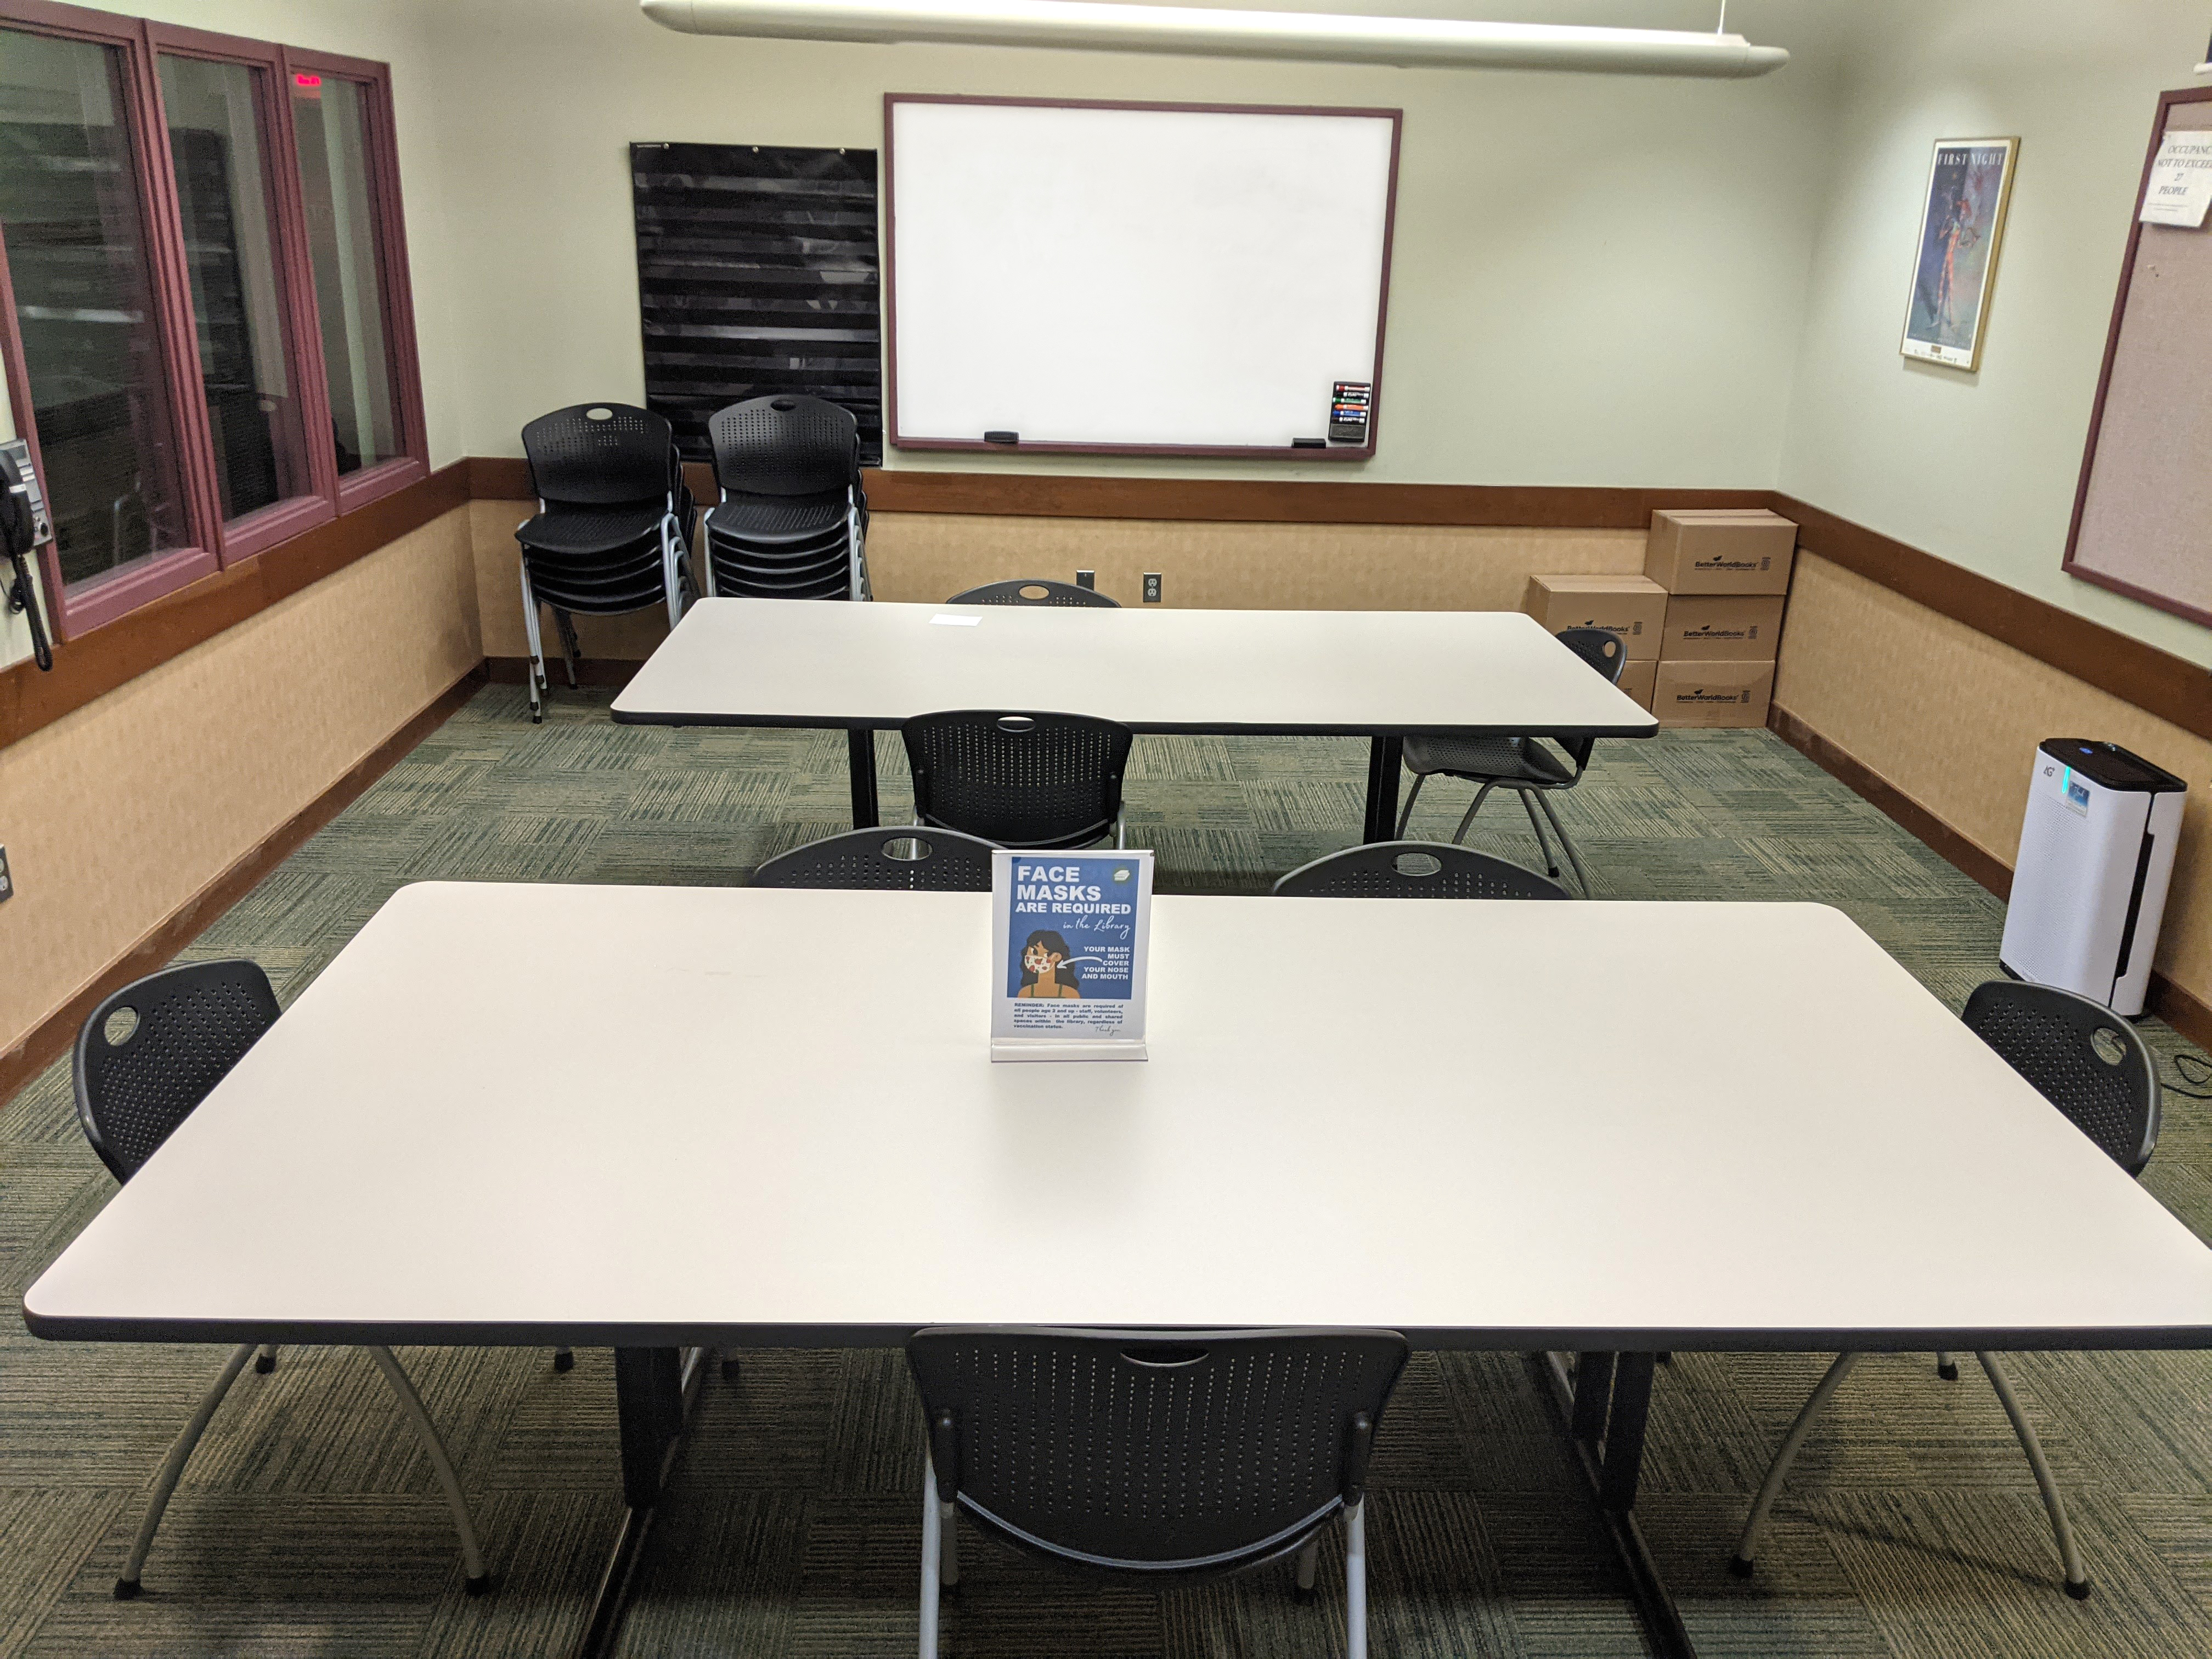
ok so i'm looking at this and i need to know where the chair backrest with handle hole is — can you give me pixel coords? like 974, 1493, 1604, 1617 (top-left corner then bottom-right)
907, 1327, 1407, 1579
520, 403, 678, 506
708, 394, 857, 497
902, 710, 1133, 849
752, 827, 998, 891
1273, 840, 1569, 901
1962, 979, 2160, 1177
74, 960, 281, 1184
1554, 625, 1628, 685
946, 579, 1120, 609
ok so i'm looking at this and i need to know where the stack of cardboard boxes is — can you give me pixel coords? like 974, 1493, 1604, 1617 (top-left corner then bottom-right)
1519, 507, 1796, 727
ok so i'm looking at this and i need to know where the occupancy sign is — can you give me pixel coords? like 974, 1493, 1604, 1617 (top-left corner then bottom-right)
990, 848, 1153, 1062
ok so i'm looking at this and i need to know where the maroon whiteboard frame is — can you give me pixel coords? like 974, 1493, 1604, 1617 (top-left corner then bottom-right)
2060, 84, 2212, 628
882, 93, 1401, 462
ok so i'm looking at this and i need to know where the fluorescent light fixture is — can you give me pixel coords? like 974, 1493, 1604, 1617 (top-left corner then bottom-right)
640, 0, 1790, 78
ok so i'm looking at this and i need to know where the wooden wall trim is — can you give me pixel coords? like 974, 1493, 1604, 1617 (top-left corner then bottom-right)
1773, 493, 2212, 743
0, 666, 483, 1105
1769, 701, 2212, 1051
0, 459, 469, 751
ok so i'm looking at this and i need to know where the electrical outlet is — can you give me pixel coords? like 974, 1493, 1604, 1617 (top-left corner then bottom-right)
1143, 572, 1163, 603
0, 844, 12, 902
1075, 569, 1096, 590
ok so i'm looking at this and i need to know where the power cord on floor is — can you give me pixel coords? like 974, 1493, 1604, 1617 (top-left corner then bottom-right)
2165, 1052, 2212, 1099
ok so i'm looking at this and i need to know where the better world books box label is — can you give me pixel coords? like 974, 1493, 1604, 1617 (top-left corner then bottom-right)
990, 849, 1153, 1062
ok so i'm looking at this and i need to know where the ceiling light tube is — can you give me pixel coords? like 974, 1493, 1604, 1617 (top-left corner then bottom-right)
641, 0, 1790, 78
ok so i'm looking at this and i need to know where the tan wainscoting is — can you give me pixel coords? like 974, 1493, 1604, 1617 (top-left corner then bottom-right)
1774, 551, 2212, 1025
0, 506, 482, 1091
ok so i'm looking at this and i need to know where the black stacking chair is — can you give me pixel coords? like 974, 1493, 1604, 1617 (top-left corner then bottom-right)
902, 710, 1133, 850
947, 578, 1120, 608
752, 826, 997, 891
515, 402, 695, 722
1274, 840, 1569, 900
1396, 625, 1627, 895
703, 394, 868, 601
908, 1327, 1407, 1659
1733, 978, 2163, 1601
75, 960, 495, 1599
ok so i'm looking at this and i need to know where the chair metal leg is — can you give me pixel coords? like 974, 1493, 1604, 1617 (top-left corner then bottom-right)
1731, 1351, 1861, 1575
1294, 1530, 1321, 1601
518, 561, 546, 723
1451, 780, 1500, 845
919, 1454, 943, 1659
1517, 788, 1561, 878
1395, 772, 1425, 839
552, 608, 580, 688
364, 1346, 489, 1592
115, 1341, 256, 1598
1345, 1499, 1368, 1659
1977, 1352, 2091, 1598
1936, 1351, 1959, 1380
1534, 791, 1594, 897
255, 1343, 278, 1375
1115, 810, 1127, 850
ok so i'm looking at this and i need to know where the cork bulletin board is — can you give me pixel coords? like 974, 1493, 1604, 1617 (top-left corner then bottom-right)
2063, 87, 2212, 626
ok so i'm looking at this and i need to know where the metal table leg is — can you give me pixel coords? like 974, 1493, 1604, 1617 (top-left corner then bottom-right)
848, 729, 879, 828
574, 1346, 706, 1659
1534, 1350, 1696, 1659
1363, 736, 1403, 843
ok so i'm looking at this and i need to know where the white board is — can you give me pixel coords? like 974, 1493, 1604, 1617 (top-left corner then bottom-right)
885, 97, 1398, 457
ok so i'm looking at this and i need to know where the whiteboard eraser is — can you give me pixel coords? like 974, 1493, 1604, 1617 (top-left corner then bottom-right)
1291, 438, 1327, 448
984, 430, 1019, 444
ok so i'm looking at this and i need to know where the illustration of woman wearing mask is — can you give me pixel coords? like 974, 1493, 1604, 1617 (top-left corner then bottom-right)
1017, 929, 1082, 998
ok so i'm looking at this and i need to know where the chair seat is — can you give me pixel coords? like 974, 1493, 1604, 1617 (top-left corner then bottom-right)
1402, 733, 1573, 785
707, 489, 849, 543
516, 501, 668, 557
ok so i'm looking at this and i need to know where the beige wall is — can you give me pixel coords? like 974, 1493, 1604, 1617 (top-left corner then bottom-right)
1775, 551, 2212, 1006
1778, 0, 2212, 663
0, 506, 480, 1063
428, 0, 1841, 488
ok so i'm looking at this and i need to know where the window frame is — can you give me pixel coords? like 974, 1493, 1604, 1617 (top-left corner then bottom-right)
0, 0, 427, 639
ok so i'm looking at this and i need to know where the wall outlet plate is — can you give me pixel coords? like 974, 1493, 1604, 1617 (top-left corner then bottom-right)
1143, 573, 1163, 603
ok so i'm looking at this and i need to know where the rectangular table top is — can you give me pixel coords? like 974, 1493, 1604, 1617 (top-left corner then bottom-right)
610, 598, 1659, 737
27, 882, 2212, 1351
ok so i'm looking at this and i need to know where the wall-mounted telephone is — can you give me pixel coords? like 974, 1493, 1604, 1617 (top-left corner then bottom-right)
1, 439, 54, 672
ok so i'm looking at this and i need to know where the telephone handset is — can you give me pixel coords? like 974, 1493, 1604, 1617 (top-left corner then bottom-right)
0, 440, 54, 672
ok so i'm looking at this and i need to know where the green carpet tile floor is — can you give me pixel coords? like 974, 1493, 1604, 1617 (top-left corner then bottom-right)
4, 681, 2210, 1658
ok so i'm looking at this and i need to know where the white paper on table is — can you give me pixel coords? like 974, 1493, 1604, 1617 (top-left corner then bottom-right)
2140, 131, 2212, 227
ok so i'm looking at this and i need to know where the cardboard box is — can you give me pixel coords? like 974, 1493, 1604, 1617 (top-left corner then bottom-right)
1615, 656, 1656, 710
1659, 594, 1786, 661
1520, 573, 1668, 658
1652, 658, 1774, 727
1645, 510, 1797, 595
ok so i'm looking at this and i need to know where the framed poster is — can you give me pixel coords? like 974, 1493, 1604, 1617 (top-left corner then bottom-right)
1901, 138, 2018, 370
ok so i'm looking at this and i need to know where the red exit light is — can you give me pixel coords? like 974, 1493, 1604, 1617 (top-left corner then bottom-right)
293, 73, 322, 87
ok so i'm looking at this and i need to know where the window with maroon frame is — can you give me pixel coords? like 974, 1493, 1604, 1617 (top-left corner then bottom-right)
0, 2, 426, 640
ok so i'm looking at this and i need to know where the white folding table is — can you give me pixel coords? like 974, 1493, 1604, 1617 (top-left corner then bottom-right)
609, 597, 1658, 840
29, 883, 2212, 1656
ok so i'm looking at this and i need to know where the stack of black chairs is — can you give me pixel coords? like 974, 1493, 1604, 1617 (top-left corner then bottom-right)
702, 394, 868, 601
514, 402, 696, 722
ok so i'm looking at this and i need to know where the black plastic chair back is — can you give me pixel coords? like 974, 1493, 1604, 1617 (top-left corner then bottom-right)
1274, 840, 1568, 900
909, 1327, 1407, 1578
74, 960, 280, 1183
708, 395, 857, 496
1556, 625, 1628, 685
902, 710, 1132, 849
1962, 980, 2160, 1176
948, 579, 1120, 609
753, 827, 997, 891
521, 403, 678, 506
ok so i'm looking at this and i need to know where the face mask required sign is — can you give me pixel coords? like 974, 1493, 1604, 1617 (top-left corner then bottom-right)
990, 848, 1153, 1062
